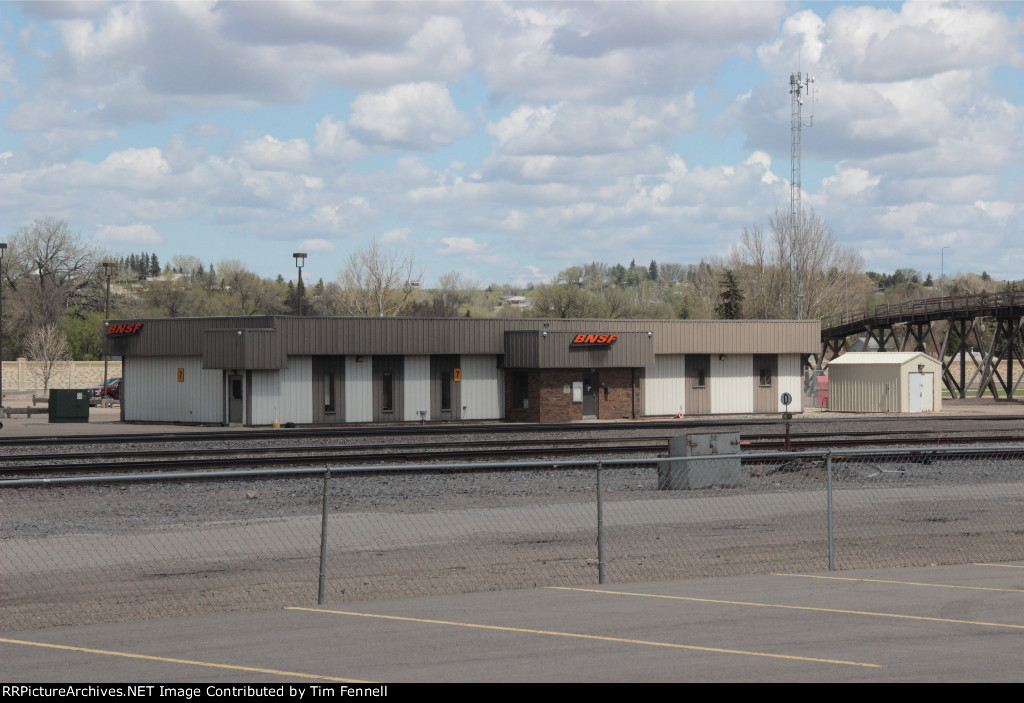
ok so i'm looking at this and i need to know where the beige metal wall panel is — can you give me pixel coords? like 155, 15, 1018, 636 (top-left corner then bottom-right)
403, 355, 431, 421
644, 354, 686, 416
124, 355, 222, 423
777, 354, 803, 412
460, 354, 504, 420
345, 356, 373, 423
249, 370, 279, 425
710, 354, 754, 414
279, 356, 313, 425
829, 365, 899, 412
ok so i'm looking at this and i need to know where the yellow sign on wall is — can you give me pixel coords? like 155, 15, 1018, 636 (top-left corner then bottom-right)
453, 368, 462, 382
177, 368, 185, 382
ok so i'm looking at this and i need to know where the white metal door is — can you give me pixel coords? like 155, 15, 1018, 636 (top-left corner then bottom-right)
909, 373, 922, 412
921, 373, 934, 411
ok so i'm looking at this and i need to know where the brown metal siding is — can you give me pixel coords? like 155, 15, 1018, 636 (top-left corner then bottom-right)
538, 332, 655, 368
107, 317, 820, 360
503, 331, 539, 368
200, 328, 282, 370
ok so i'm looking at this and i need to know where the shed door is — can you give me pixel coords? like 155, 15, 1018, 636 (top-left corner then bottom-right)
910, 372, 933, 412
909, 373, 922, 412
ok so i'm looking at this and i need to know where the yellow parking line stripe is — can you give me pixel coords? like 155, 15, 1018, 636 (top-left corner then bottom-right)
0, 638, 371, 682
773, 573, 1024, 593
973, 563, 1024, 569
548, 586, 1024, 631
288, 606, 883, 668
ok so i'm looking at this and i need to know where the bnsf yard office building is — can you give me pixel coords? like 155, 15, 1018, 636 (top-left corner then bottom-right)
104, 317, 820, 425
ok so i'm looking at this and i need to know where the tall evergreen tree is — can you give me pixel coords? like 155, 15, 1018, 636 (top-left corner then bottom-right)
715, 269, 744, 319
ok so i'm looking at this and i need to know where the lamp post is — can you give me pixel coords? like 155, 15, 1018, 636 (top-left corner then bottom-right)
0, 242, 6, 411
101, 261, 117, 397
293, 253, 307, 315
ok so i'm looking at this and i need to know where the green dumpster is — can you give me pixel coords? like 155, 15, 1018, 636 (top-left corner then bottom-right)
48, 389, 91, 423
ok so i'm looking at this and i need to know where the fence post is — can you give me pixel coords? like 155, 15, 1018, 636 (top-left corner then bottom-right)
596, 460, 605, 585
318, 468, 331, 604
826, 450, 835, 571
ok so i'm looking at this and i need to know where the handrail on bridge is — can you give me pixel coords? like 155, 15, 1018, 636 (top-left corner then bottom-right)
822, 291, 1024, 333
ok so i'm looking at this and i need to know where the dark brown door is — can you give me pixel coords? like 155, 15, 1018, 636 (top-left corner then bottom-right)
686, 355, 710, 415
582, 373, 599, 418
373, 356, 403, 422
313, 356, 345, 423
430, 355, 460, 421
753, 354, 778, 413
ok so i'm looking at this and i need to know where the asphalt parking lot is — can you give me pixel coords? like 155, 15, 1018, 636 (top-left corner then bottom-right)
4, 562, 1024, 683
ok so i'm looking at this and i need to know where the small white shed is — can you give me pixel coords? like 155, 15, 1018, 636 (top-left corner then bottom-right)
826, 352, 943, 413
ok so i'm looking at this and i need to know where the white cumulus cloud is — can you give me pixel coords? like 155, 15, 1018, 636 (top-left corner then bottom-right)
94, 223, 164, 246
349, 82, 472, 150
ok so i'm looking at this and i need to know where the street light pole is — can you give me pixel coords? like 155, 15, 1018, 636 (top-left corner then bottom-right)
0, 242, 7, 412
293, 253, 307, 315
101, 261, 116, 397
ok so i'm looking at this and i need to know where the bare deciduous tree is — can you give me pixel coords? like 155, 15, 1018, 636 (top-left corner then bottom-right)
430, 271, 478, 317
26, 324, 71, 392
731, 209, 866, 320
331, 241, 422, 317
5, 217, 101, 330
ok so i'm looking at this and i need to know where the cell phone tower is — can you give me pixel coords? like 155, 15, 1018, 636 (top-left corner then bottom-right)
789, 70, 815, 319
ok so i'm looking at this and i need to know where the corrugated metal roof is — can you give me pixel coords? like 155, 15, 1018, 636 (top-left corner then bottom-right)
828, 352, 939, 366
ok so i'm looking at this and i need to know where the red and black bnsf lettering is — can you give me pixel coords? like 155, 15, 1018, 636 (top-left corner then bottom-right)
107, 323, 144, 336
571, 333, 618, 345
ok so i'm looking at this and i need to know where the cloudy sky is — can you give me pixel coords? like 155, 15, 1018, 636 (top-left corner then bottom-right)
1, 1, 1022, 287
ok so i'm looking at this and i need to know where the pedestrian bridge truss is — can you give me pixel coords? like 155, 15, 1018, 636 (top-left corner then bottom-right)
820, 292, 1024, 400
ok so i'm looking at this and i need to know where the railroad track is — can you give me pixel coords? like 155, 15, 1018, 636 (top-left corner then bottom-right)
3, 430, 1023, 476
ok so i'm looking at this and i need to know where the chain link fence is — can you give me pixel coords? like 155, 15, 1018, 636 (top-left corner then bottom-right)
3, 446, 1023, 632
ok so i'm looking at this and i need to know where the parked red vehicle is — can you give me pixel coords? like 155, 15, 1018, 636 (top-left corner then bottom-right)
89, 377, 121, 403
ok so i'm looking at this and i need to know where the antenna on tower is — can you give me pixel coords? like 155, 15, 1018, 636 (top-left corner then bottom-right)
789, 70, 815, 319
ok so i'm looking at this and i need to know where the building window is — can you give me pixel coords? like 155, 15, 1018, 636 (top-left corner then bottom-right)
382, 371, 393, 412
440, 369, 451, 411
324, 373, 335, 413
759, 367, 772, 387
512, 372, 529, 409
693, 369, 706, 389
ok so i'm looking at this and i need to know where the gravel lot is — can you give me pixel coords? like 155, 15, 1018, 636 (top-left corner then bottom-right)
4, 419, 1024, 632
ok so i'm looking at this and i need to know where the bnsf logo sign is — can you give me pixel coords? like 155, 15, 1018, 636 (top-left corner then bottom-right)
571, 334, 618, 345
107, 323, 144, 335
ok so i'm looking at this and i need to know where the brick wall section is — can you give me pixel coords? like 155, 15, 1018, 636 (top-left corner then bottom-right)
597, 368, 642, 420
504, 367, 641, 423
504, 370, 540, 423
